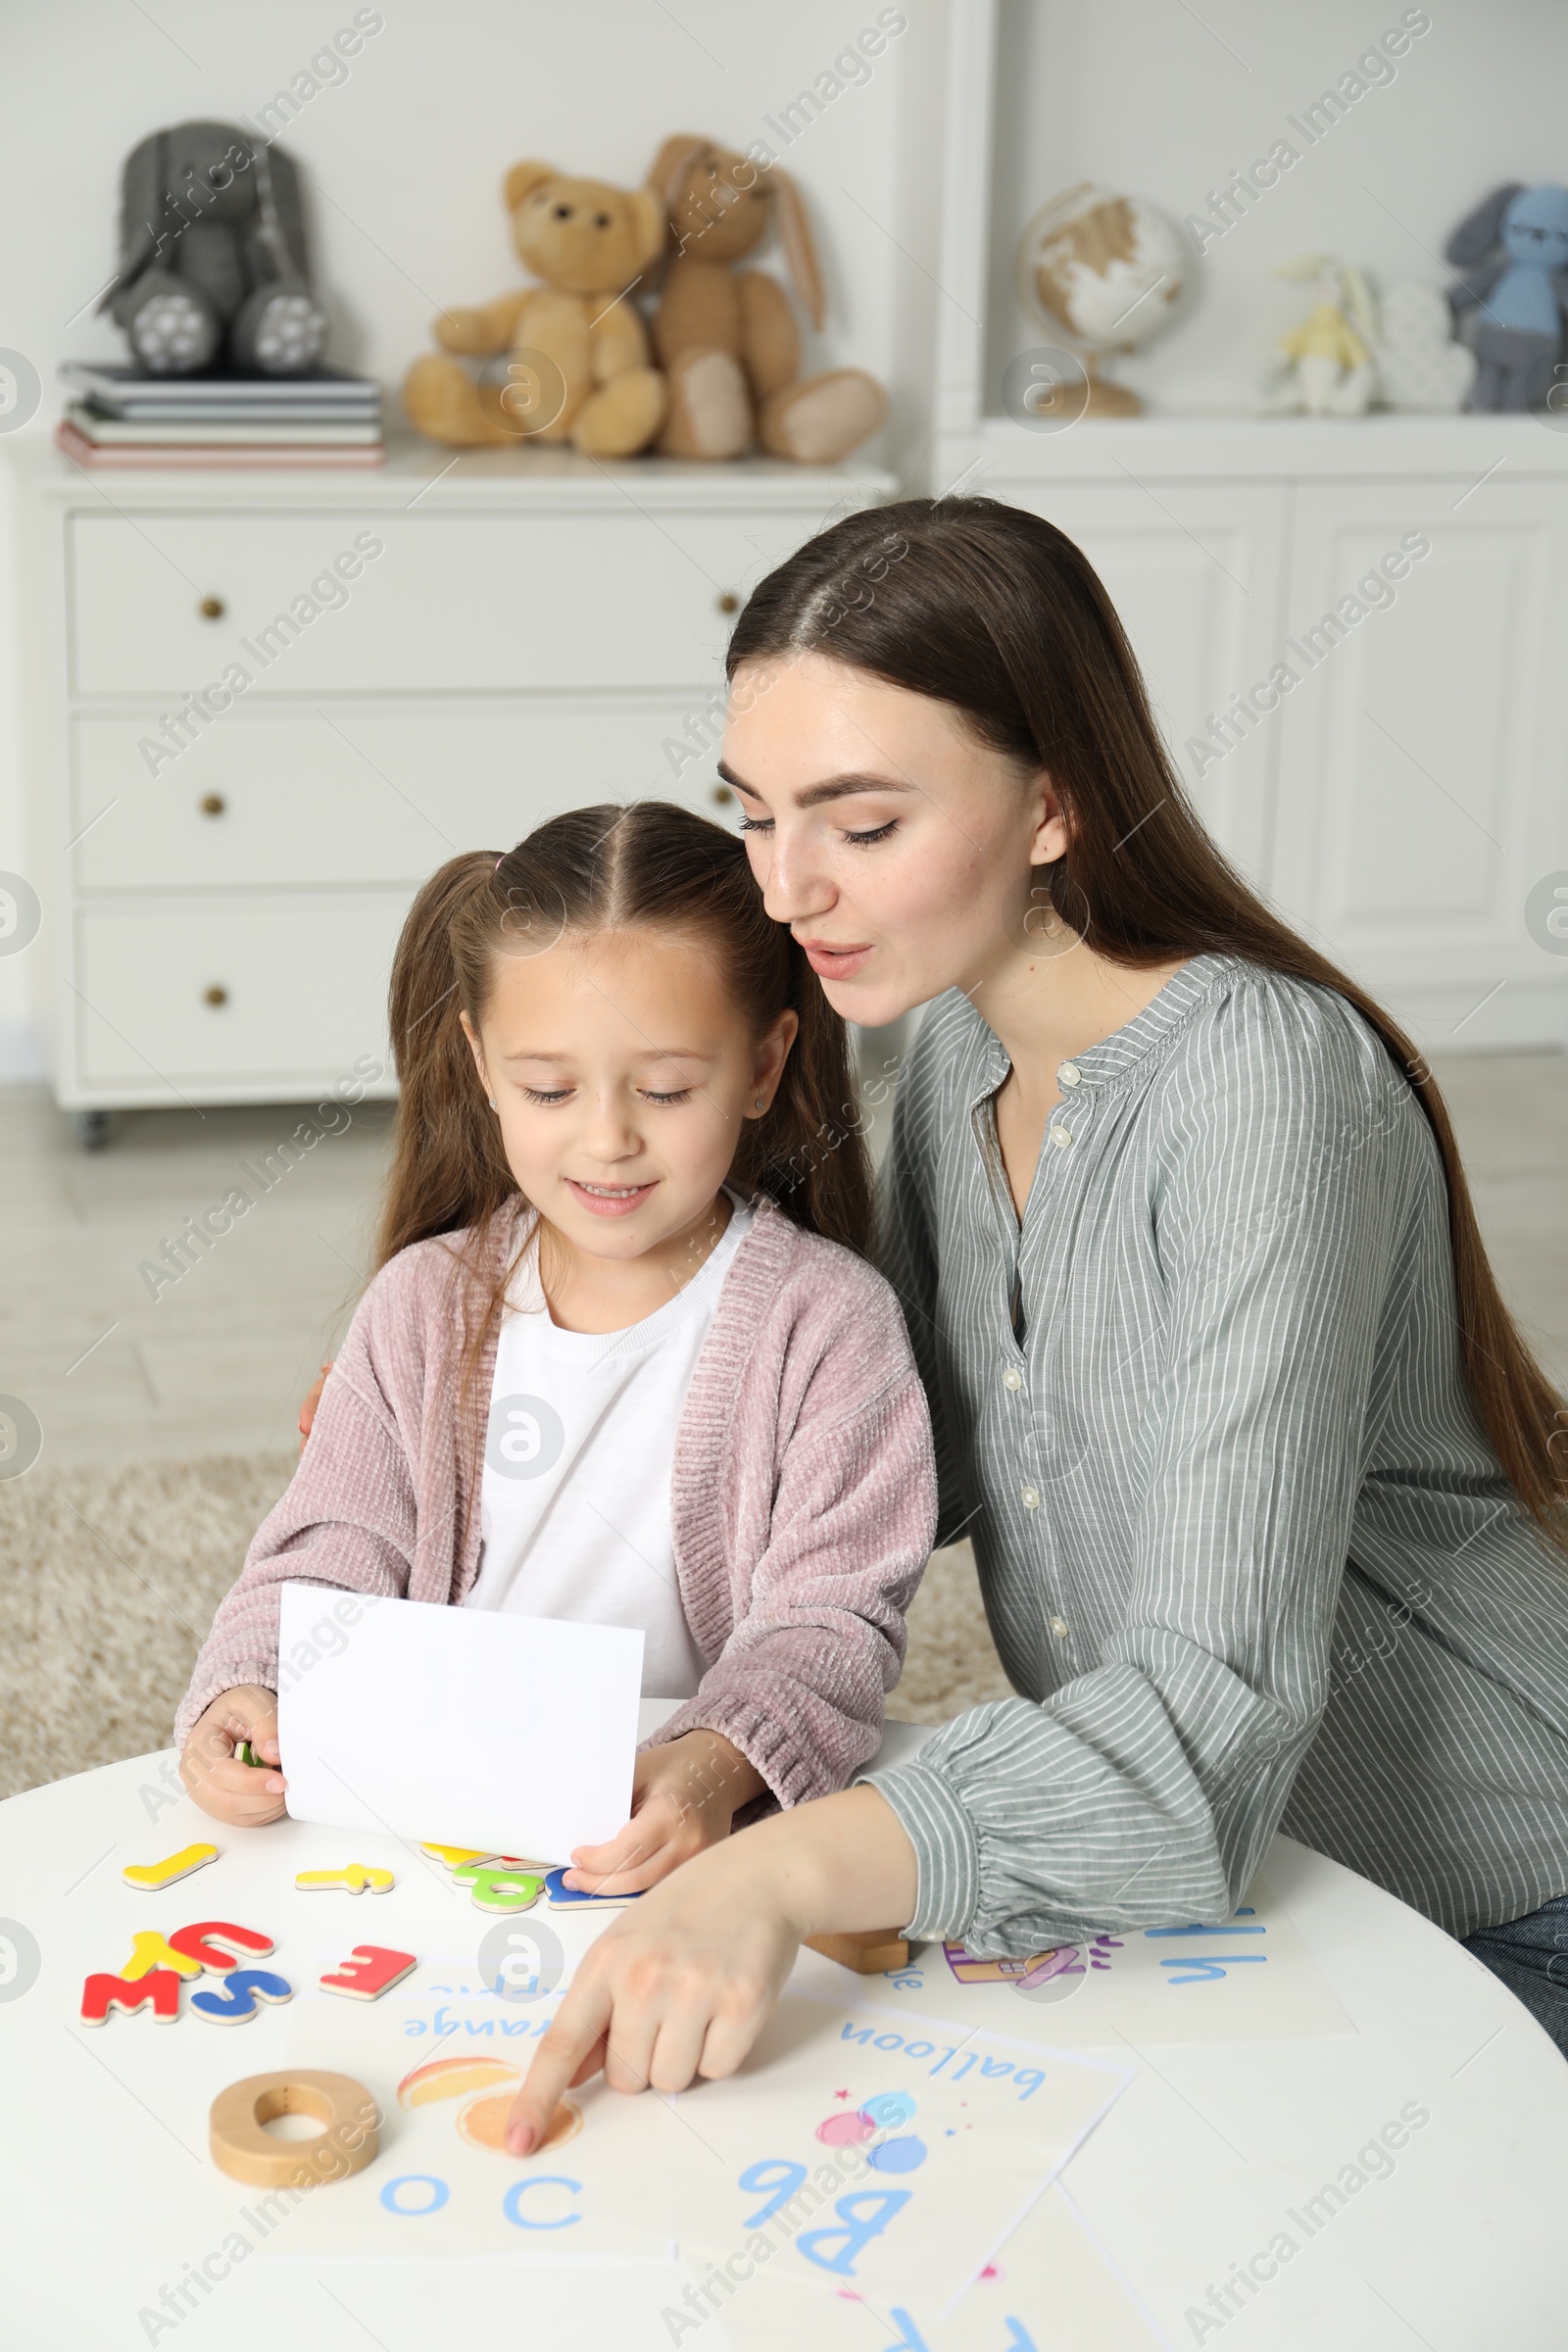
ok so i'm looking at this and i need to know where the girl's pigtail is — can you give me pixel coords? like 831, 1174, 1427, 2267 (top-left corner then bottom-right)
375, 853, 517, 1272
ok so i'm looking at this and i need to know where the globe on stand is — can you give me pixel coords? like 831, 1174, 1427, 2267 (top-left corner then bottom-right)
1014, 184, 1190, 418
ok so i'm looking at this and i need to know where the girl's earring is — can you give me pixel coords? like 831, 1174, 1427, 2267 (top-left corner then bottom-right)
755, 1096, 766, 1111
488, 1096, 497, 1110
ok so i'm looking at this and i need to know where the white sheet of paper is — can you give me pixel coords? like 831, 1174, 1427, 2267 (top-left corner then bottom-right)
275, 1584, 644, 1860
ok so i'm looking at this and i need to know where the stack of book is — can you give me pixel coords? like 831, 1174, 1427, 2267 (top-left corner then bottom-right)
55, 365, 384, 467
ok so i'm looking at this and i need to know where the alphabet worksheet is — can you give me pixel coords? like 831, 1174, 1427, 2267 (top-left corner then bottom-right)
271, 1983, 1131, 2318
791, 1875, 1349, 2048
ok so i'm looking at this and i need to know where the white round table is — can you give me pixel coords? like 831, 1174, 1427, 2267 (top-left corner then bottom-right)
2, 1745, 1563, 2349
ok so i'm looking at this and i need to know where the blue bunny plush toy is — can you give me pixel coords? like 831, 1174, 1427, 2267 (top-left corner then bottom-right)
1445, 182, 1568, 412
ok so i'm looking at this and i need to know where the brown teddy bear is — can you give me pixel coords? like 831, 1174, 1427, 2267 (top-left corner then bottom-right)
648, 134, 888, 463
403, 160, 666, 456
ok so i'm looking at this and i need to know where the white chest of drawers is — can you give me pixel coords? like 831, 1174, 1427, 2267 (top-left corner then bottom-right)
8, 443, 892, 1136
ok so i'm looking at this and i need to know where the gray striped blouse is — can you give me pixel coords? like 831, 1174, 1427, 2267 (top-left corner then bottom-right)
864, 954, 1568, 1947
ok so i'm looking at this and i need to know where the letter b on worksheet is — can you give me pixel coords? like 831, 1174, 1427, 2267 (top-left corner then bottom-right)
486, 1393, 565, 1479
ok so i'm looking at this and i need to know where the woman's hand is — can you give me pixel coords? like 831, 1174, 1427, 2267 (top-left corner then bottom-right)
563, 1730, 767, 1897
508, 1827, 801, 2151
507, 1786, 918, 2153
180, 1686, 287, 1826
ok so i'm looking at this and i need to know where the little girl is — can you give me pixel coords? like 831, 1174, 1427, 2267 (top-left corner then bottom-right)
176, 802, 936, 1893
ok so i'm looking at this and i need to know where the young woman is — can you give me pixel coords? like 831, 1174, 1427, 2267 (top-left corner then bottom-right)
177, 803, 935, 1886
506, 493, 1568, 2149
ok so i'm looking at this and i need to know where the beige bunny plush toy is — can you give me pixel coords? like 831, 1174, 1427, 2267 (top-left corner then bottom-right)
1261, 256, 1378, 416
402, 160, 666, 456
648, 133, 888, 463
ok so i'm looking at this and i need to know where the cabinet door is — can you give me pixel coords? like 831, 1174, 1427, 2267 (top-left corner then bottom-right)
1270, 483, 1568, 1041
984, 478, 1288, 885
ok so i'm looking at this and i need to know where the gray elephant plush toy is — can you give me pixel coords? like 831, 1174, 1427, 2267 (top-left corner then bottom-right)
1445, 182, 1568, 413
100, 121, 328, 375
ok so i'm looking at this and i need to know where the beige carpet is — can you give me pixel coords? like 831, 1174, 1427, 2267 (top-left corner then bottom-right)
885, 1543, 1017, 1724
0, 1458, 1013, 1798
0, 1452, 299, 1799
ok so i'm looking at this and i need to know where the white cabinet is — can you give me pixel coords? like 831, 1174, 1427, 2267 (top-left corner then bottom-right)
11, 444, 893, 1118
965, 447, 1568, 1051
927, 0, 1568, 1051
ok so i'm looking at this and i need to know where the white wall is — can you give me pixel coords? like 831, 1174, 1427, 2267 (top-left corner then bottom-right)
986, 0, 1568, 413
1, 0, 1552, 1073
0, 1, 916, 398
0, 0, 937, 1072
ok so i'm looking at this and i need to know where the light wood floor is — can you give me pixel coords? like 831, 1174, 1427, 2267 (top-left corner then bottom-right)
3, 1052, 1565, 1468
2, 1087, 397, 1467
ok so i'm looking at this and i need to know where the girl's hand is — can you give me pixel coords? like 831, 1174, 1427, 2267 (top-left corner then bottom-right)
180, 1686, 287, 1825
507, 1786, 918, 2153
564, 1730, 767, 1897
298, 1363, 332, 1448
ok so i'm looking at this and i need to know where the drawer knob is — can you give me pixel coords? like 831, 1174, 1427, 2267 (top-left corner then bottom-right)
199, 793, 226, 817
203, 984, 229, 1008
716, 590, 740, 615
198, 595, 225, 620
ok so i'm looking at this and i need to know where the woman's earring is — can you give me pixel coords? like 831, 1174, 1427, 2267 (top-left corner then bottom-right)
755, 1096, 766, 1111
488, 1097, 496, 1110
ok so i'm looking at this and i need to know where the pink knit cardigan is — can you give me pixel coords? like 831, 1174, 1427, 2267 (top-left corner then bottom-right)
174, 1197, 938, 1808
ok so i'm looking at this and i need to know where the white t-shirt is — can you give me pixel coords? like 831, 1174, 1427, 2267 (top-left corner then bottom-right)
465, 1194, 754, 1698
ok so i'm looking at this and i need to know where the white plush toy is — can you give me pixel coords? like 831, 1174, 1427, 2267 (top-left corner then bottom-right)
1373, 281, 1477, 412
1261, 256, 1377, 416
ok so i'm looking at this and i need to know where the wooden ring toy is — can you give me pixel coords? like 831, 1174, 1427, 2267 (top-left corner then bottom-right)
209, 2070, 379, 2189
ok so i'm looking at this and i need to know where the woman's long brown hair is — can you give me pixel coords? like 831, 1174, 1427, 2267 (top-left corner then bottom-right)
727, 493, 1568, 1550
375, 802, 871, 1458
